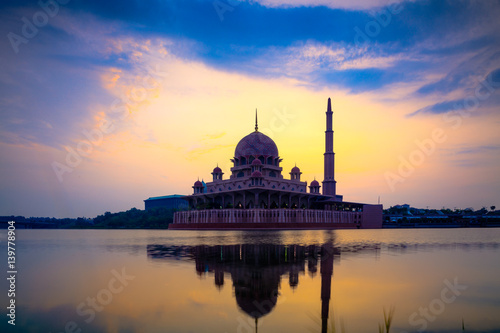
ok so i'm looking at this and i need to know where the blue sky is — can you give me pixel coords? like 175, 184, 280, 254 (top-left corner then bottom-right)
1, 0, 499, 217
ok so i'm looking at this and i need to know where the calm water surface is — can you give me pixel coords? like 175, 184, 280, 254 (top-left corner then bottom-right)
1, 228, 500, 333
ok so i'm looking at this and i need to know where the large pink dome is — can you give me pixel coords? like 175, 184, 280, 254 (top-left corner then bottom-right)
234, 131, 279, 158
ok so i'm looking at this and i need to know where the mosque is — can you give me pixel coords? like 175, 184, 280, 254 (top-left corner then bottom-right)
168, 98, 382, 229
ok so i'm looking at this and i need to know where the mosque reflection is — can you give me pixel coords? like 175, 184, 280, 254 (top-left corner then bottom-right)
147, 240, 340, 333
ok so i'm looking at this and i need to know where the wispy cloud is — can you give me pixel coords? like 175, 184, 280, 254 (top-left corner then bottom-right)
250, 0, 408, 11
456, 145, 500, 155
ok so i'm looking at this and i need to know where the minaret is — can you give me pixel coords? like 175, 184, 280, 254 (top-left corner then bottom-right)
323, 98, 337, 197
320, 241, 334, 333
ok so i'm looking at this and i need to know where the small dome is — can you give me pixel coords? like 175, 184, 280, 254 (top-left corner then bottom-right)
194, 180, 203, 187
291, 166, 300, 173
213, 166, 222, 173
251, 159, 262, 165
310, 180, 320, 186
251, 170, 263, 177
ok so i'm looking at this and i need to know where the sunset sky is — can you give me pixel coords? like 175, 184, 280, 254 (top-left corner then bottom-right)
1, 0, 499, 218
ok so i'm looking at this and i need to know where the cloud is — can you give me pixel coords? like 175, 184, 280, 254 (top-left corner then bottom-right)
409, 67, 500, 117
3, 1, 499, 98
408, 100, 461, 116
416, 49, 500, 97
456, 145, 500, 155
0, 9, 171, 149
249, 0, 408, 10
186, 144, 235, 161
1, 0, 500, 216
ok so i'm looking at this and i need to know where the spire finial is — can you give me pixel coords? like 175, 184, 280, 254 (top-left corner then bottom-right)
327, 97, 332, 112
255, 108, 258, 131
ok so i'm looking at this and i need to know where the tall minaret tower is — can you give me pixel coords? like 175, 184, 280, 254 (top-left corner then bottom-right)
322, 98, 337, 197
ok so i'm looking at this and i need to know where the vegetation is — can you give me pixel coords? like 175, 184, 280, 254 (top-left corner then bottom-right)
384, 205, 498, 216
1, 207, 180, 229
308, 307, 394, 333
378, 307, 395, 333
91, 207, 177, 229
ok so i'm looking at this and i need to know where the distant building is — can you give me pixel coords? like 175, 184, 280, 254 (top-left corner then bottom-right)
144, 195, 189, 210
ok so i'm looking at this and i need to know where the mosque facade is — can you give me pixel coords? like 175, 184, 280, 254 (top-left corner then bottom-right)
168, 98, 382, 229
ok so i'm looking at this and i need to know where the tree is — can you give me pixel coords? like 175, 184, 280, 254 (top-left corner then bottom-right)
491, 206, 496, 211
477, 207, 488, 215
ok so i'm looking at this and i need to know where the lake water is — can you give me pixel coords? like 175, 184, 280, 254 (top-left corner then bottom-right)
1, 228, 500, 333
